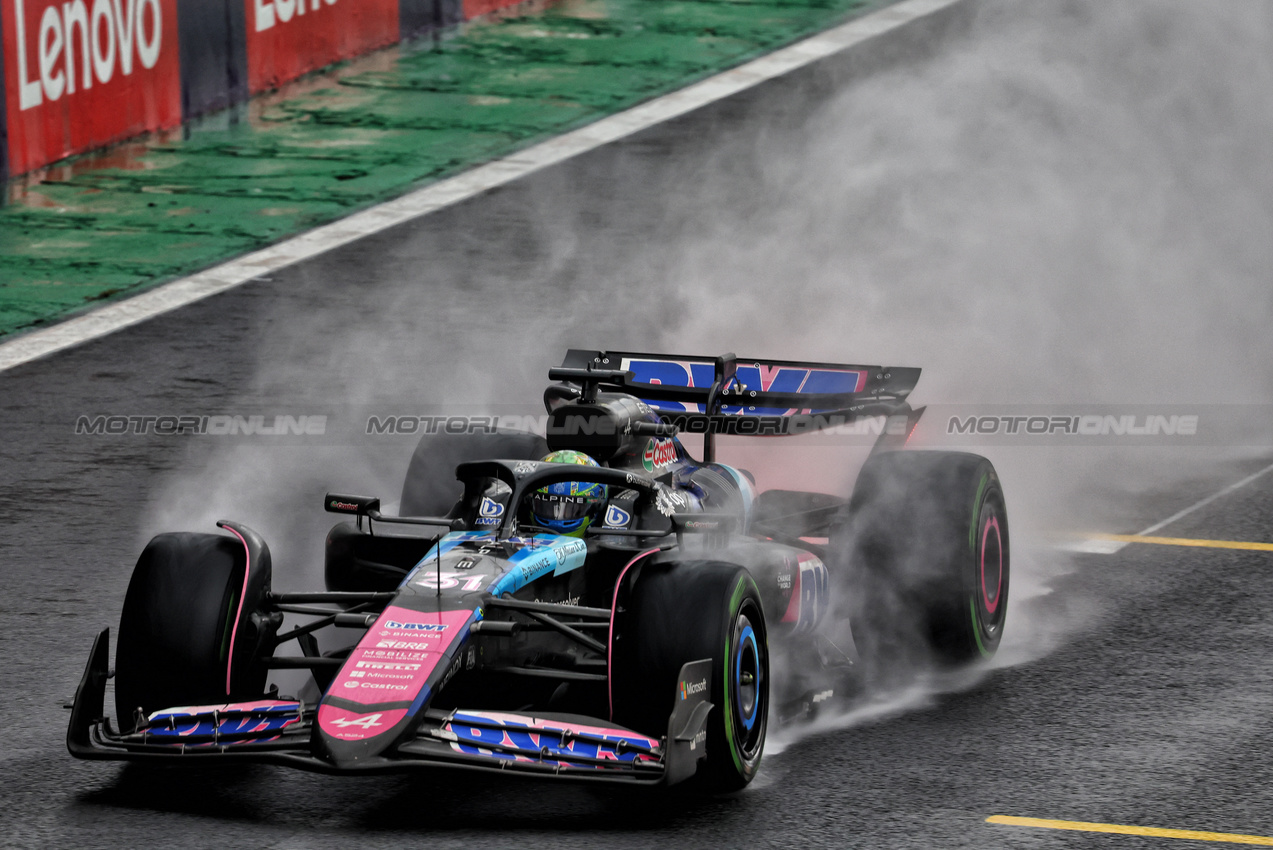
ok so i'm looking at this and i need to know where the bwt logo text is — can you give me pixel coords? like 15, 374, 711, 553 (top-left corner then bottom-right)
11, 0, 164, 110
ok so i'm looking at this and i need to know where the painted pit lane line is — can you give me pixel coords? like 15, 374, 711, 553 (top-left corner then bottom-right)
1091, 534, 1273, 552
987, 816, 1273, 846
0, 0, 962, 376
1062, 460, 1273, 555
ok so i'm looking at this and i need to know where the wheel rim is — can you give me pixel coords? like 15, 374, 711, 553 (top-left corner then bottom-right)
730, 607, 766, 758
980, 513, 1003, 618
972, 495, 1009, 656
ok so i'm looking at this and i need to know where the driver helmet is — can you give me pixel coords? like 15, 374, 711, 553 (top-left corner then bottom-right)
530, 450, 607, 536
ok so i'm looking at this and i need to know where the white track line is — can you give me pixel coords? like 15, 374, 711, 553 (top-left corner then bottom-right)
0, 0, 962, 375
1136, 461, 1273, 535
1062, 460, 1273, 555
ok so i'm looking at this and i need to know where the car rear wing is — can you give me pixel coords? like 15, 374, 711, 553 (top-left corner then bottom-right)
555, 349, 923, 460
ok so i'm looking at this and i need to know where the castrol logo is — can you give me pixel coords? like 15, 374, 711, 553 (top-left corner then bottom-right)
642, 438, 677, 473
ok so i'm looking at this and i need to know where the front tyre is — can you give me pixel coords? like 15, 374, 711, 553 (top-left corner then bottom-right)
612, 561, 769, 792
114, 524, 275, 731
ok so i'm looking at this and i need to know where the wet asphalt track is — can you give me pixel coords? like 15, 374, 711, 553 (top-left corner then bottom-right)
4, 0, 1273, 846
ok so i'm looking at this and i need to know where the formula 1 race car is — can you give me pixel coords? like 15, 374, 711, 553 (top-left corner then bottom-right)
68, 350, 1009, 791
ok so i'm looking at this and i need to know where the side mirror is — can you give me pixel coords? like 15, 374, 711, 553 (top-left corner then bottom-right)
324, 494, 380, 516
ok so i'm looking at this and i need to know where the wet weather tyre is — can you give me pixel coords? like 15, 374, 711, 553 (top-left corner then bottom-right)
114, 528, 274, 732
612, 561, 768, 792
837, 451, 1008, 666
400, 429, 549, 517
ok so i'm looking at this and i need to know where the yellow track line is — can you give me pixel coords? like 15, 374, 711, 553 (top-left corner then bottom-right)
1093, 534, 1273, 552
988, 816, 1273, 845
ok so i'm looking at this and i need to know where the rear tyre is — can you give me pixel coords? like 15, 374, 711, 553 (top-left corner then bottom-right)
835, 451, 1009, 670
612, 561, 768, 792
400, 430, 549, 517
114, 525, 275, 731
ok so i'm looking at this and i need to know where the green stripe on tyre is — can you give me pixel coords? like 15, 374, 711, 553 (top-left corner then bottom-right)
723, 575, 745, 773
723, 574, 759, 775
969, 473, 988, 551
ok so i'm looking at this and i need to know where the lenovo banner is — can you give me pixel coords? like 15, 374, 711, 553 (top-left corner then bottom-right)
2, 0, 181, 174
245, 0, 399, 93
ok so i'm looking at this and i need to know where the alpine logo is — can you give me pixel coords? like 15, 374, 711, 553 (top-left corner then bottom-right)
642, 438, 678, 473
603, 505, 631, 528
329, 712, 383, 729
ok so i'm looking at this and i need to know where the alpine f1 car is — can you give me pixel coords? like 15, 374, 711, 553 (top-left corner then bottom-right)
68, 350, 1009, 791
